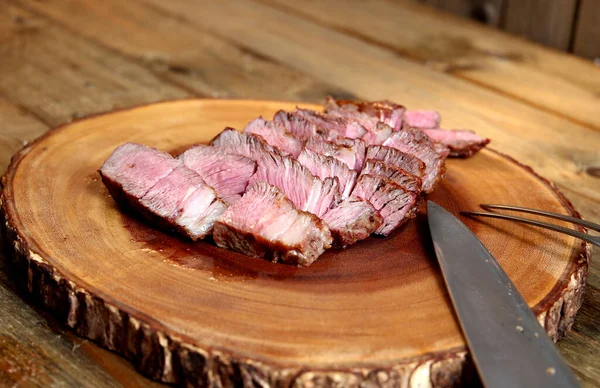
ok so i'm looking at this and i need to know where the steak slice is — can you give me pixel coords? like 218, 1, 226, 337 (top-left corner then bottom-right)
210, 127, 283, 163
294, 108, 367, 139
249, 151, 340, 218
352, 174, 420, 235
325, 96, 406, 131
179, 145, 257, 204
213, 181, 332, 267
383, 129, 446, 193
322, 197, 383, 247
100, 143, 226, 240
99, 142, 180, 201
402, 110, 441, 129
305, 136, 366, 172
361, 159, 422, 193
243, 117, 304, 158
422, 128, 490, 157
273, 109, 326, 141
298, 148, 357, 198
366, 145, 425, 178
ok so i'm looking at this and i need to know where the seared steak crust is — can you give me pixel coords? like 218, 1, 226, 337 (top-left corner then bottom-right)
422, 128, 490, 157
322, 197, 383, 247
214, 182, 332, 266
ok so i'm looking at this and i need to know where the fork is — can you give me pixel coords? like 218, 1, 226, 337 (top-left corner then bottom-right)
461, 204, 600, 247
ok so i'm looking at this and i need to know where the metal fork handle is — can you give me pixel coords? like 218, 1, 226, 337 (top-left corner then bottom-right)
480, 204, 600, 233
461, 211, 600, 247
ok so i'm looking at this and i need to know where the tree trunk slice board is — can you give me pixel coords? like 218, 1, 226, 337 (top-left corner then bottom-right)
0, 99, 590, 387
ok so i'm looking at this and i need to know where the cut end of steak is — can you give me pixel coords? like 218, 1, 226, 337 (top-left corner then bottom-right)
366, 145, 425, 178
422, 128, 490, 157
362, 159, 422, 193
99, 142, 180, 200
250, 151, 340, 217
243, 117, 304, 158
214, 182, 332, 266
306, 136, 366, 171
403, 110, 441, 129
322, 197, 383, 247
298, 148, 357, 198
179, 145, 257, 204
325, 96, 405, 131
383, 129, 446, 193
352, 174, 419, 235
273, 109, 326, 141
101, 144, 226, 240
361, 122, 393, 146
210, 127, 283, 163
294, 108, 367, 139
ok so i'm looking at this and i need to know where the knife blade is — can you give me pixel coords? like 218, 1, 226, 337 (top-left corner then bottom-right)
427, 201, 580, 388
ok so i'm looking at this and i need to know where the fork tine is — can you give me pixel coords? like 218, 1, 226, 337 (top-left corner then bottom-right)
461, 211, 600, 247
480, 204, 600, 233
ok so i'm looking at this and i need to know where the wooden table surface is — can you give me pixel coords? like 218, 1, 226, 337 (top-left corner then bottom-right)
0, 0, 598, 386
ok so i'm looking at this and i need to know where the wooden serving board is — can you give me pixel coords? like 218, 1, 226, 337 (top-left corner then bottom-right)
1, 99, 589, 387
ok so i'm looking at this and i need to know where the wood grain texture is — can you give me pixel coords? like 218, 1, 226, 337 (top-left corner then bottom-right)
262, 0, 600, 131
502, 0, 578, 51
573, 0, 600, 59
0, 2, 189, 126
418, 0, 505, 26
13, 0, 348, 103
1, 99, 590, 386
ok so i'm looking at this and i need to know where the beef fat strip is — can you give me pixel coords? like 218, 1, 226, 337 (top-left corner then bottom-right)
213, 181, 332, 267
243, 117, 303, 158
322, 197, 383, 247
180, 145, 256, 205
100, 143, 226, 240
352, 174, 420, 236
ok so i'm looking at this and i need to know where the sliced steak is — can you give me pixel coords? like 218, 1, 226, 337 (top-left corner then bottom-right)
306, 136, 366, 171
361, 159, 422, 193
383, 129, 446, 193
403, 110, 441, 129
213, 181, 332, 267
298, 148, 357, 198
210, 127, 283, 163
294, 108, 367, 139
100, 143, 226, 240
322, 197, 383, 247
273, 109, 326, 140
243, 117, 304, 158
179, 145, 257, 204
99, 142, 180, 201
422, 128, 490, 157
352, 174, 419, 235
250, 151, 340, 218
325, 96, 405, 131
366, 145, 425, 178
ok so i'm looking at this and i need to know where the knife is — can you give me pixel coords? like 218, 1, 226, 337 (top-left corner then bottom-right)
427, 201, 580, 388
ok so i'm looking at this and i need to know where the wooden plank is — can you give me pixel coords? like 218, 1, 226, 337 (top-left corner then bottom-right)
137, 0, 600, 211
418, 0, 505, 26
573, 0, 600, 59
259, 0, 600, 131
0, 97, 163, 387
14, 0, 348, 103
0, 2, 189, 126
502, 0, 578, 50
